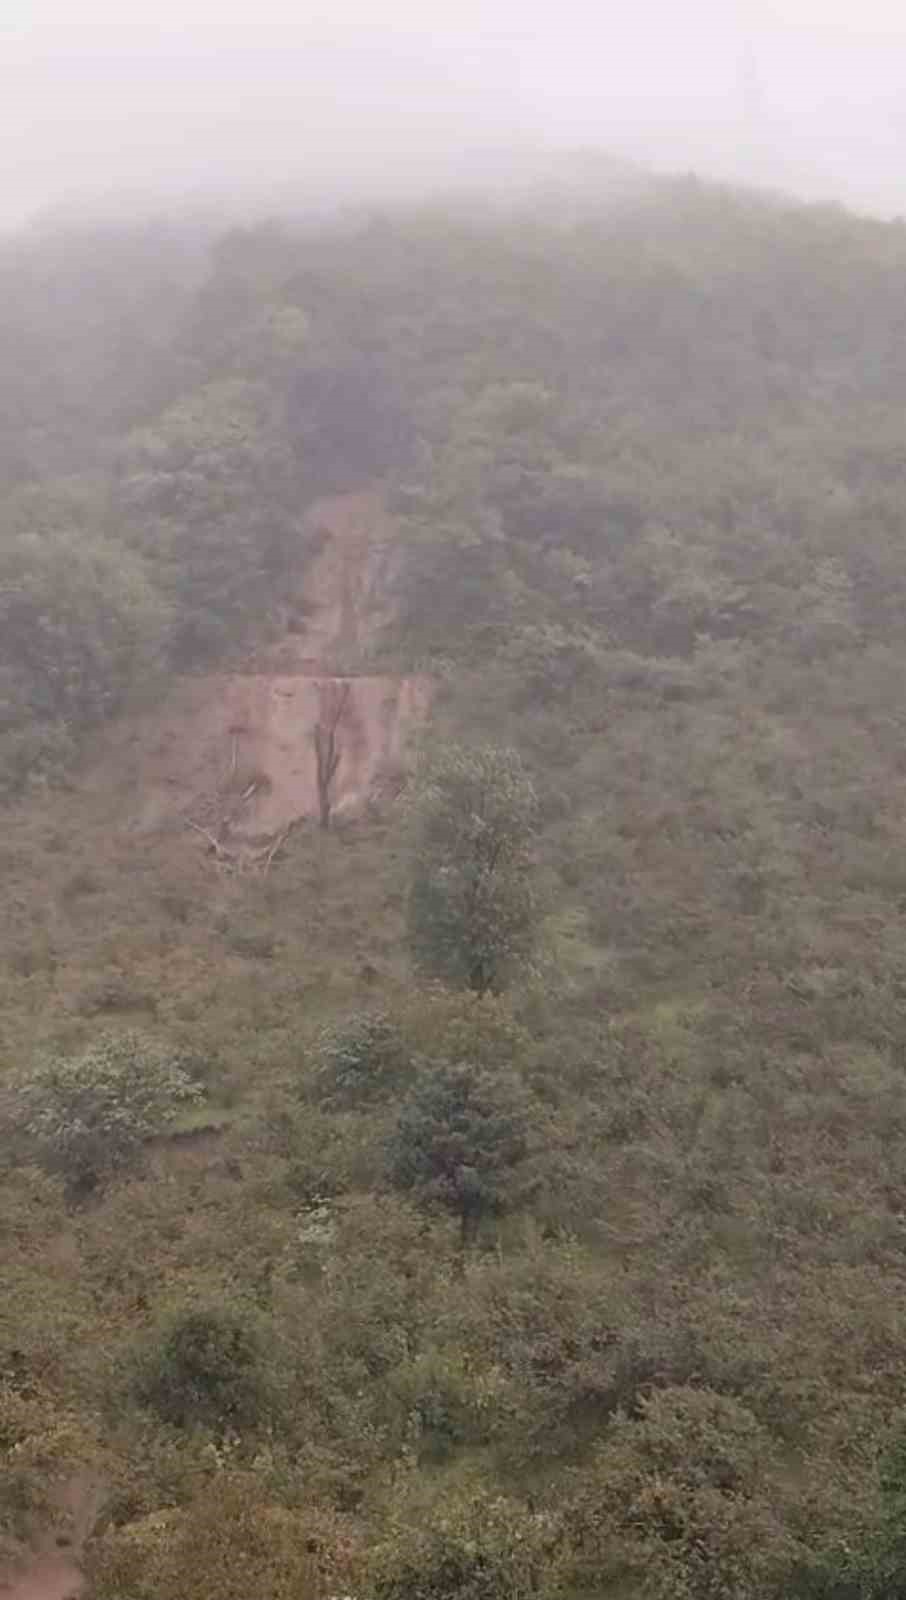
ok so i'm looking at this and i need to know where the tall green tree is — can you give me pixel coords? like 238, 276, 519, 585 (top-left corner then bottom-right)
0, 485, 164, 795
387, 1059, 532, 1247
117, 379, 303, 665
407, 744, 538, 995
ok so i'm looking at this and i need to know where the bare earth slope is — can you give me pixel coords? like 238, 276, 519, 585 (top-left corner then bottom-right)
135, 490, 430, 850
1, 1476, 102, 1600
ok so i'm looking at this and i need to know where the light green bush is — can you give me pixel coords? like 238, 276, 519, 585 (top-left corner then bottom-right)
17, 1032, 203, 1195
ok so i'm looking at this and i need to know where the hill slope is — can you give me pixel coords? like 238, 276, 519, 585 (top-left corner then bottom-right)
4, 177, 906, 1599
133, 488, 430, 848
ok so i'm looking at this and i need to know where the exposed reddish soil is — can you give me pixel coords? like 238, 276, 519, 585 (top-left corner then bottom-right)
0, 1475, 102, 1600
133, 489, 430, 852
0, 1552, 82, 1600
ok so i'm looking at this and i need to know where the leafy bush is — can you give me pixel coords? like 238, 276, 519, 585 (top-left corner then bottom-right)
398, 989, 534, 1073
369, 1492, 551, 1600
136, 1307, 265, 1432
118, 379, 303, 666
561, 1387, 803, 1600
0, 720, 75, 802
16, 1032, 203, 1195
0, 495, 164, 793
88, 1473, 320, 1600
313, 1010, 412, 1109
0, 1380, 102, 1546
799, 1422, 906, 1599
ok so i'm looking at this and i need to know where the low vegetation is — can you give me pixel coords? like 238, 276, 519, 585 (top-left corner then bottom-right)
14, 1033, 203, 1198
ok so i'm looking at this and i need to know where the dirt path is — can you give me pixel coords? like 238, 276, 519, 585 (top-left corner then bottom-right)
133, 488, 430, 848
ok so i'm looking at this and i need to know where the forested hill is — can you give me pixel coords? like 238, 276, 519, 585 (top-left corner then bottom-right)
4, 176, 906, 1599
5, 180, 906, 788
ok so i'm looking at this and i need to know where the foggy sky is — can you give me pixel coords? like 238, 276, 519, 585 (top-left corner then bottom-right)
3, 2, 906, 226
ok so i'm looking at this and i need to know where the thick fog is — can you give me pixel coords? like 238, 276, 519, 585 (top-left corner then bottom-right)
3, 1, 906, 225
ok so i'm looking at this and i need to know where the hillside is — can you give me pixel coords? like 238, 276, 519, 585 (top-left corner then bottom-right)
4, 177, 906, 1599
132, 489, 430, 850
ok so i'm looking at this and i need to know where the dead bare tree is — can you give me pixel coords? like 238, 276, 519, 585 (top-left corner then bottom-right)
313, 681, 350, 829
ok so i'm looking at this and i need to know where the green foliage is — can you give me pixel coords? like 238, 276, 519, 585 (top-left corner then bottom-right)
0, 718, 76, 803
369, 1492, 550, 1600
869, 1428, 906, 1596
388, 1059, 532, 1240
16, 1032, 202, 1195
313, 1010, 412, 1110
398, 988, 535, 1073
0, 1381, 101, 1542
88, 1473, 321, 1600
118, 378, 304, 665
801, 1422, 906, 1599
135, 1307, 265, 1432
407, 744, 538, 994
0, 487, 164, 795
561, 1387, 802, 1600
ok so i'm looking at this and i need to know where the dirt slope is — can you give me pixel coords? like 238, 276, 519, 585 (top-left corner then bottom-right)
0, 1551, 82, 1600
261, 488, 396, 671
0, 1476, 102, 1600
135, 490, 430, 849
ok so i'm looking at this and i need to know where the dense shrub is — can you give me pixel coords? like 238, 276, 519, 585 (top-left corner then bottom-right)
0, 496, 164, 794
369, 1493, 551, 1600
313, 1010, 412, 1109
407, 745, 538, 995
88, 1473, 321, 1600
388, 1059, 533, 1244
16, 1033, 203, 1196
136, 1307, 265, 1432
560, 1388, 804, 1600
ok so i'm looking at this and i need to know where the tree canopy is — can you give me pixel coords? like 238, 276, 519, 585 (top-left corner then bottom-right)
407, 744, 538, 994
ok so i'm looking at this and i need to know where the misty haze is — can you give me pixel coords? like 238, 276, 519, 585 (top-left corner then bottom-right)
4, 6, 906, 223
5, 5, 906, 1600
